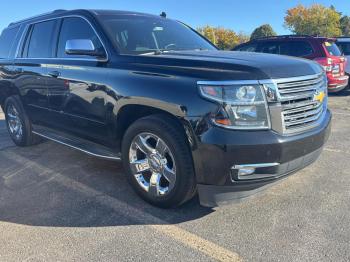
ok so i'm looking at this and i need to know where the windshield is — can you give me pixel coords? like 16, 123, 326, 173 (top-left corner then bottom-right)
99, 15, 216, 55
337, 42, 350, 56
324, 41, 342, 56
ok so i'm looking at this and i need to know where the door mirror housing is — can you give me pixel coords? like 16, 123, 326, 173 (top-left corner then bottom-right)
65, 39, 105, 57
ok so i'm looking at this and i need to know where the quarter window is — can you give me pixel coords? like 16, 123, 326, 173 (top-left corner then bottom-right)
0, 27, 20, 59
324, 41, 342, 56
57, 17, 105, 58
26, 20, 57, 58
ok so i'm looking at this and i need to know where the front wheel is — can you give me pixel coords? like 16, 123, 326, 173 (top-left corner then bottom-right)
122, 115, 196, 208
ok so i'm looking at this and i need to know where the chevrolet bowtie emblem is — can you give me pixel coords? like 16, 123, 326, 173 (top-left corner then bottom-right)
314, 91, 325, 103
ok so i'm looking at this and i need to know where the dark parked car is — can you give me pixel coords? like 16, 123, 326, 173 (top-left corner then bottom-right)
336, 37, 350, 80
0, 10, 331, 207
233, 35, 349, 93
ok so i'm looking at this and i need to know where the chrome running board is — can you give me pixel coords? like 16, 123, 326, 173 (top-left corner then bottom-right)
32, 125, 121, 161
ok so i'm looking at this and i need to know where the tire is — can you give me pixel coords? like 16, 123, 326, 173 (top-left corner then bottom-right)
4, 95, 42, 147
121, 114, 196, 208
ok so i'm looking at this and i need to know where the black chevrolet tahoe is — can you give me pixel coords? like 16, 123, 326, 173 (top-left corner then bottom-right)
0, 10, 331, 208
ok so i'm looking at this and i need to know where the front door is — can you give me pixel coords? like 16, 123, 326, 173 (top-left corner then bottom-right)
46, 17, 112, 146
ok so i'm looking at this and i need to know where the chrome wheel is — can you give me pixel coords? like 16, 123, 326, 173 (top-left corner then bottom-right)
129, 133, 176, 197
6, 104, 23, 140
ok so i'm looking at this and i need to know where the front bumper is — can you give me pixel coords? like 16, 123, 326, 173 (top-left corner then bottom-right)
192, 110, 332, 207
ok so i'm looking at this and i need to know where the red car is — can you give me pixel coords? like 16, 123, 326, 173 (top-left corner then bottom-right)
233, 35, 349, 93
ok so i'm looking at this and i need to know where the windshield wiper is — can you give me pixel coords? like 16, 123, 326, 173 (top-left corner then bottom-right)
140, 50, 167, 56
140, 48, 209, 56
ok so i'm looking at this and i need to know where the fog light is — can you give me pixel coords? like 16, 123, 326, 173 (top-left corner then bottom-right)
237, 167, 255, 176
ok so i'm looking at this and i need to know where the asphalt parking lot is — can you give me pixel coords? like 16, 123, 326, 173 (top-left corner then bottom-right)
0, 91, 349, 262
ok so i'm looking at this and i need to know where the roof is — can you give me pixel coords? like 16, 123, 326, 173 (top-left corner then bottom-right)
8, 9, 161, 27
251, 35, 335, 42
88, 9, 160, 18
336, 37, 350, 42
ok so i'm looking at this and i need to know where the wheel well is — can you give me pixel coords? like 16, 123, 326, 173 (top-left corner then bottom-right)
116, 105, 186, 142
0, 85, 19, 110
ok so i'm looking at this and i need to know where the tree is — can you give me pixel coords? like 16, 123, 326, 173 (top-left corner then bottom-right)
340, 16, 350, 36
197, 26, 239, 50
284, 4, 342, 37
250, 24, 276, 40
237, 31, 250, 44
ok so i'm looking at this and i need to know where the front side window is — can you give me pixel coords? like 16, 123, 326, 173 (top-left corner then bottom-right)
26, 20, 57, 58
57, 17, 105, 58
0, 27, 19, 59
99, 15, 216, 55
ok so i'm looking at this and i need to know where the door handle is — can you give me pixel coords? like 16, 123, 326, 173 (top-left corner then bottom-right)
14, 68, 23, 73
48, 71, 61, 78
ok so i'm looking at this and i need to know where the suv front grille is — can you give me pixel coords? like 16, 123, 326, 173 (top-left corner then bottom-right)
276, 74, 327, 134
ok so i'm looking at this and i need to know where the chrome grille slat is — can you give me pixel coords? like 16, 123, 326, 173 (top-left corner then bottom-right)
278, 82, 324, 94
284, 105, 323, 121
276, 74, 327, 134
284, 110, 323, 127
278, 78, 322, 89
283, 102, 319, 113
279, 92, 315, 101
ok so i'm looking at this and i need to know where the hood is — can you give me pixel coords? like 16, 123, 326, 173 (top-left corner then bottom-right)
129, 50, 323, 80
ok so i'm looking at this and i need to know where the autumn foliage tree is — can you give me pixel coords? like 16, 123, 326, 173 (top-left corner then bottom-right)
284, 4, 342, 37
197, 26, 240, 50
250, 24, 276, 40
340, 16, 350, 36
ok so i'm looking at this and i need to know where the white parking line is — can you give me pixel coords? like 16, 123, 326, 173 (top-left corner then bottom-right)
325, 147, 350, 155
332, 112, 350, 117
1, 150, 243, 262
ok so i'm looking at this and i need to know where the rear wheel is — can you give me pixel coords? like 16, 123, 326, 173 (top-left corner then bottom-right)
4, 96, 42, 146
122, 115, 196, 208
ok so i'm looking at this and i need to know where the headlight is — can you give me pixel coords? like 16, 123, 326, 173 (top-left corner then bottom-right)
198, 83, 270, 129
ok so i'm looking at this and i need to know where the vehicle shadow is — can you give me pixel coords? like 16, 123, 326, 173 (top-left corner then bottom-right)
0, 119, 213, 228
328, 87, 350, 97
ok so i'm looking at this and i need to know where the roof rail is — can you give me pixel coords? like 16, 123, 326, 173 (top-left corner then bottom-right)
8, 9, 67, 27
253, 34, 313, 40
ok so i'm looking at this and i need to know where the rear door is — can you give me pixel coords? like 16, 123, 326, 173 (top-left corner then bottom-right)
13, 19, 59, 125
0, 26, 21, 105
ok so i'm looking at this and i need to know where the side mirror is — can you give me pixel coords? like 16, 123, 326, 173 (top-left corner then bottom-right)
65, 39, 105, 57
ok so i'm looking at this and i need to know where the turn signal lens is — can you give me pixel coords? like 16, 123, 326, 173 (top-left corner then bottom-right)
215, 118, 232, 126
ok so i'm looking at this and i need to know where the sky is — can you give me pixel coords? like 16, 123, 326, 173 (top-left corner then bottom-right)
0, 0, 348, 34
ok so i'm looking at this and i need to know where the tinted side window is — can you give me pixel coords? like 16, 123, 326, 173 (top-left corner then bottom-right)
0, 27, 20, 59
57, 17, 104, 58
26, 20, 57, 58
336, 42, 350, 55
259, 42, 280, 54
236, 43, 258, 52
280, 41, 314, 57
